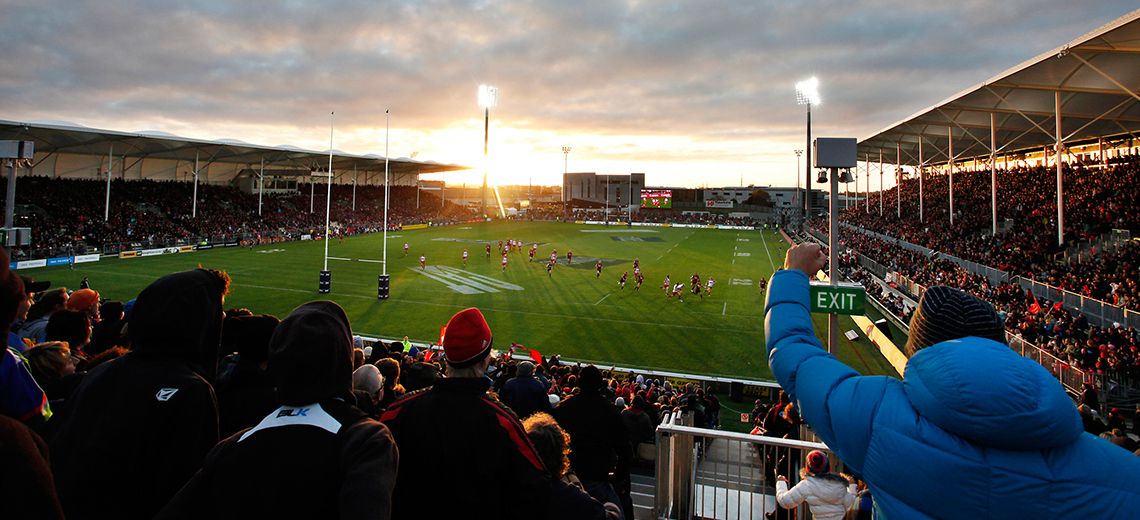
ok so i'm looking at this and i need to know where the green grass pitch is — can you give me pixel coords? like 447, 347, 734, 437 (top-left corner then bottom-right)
22, 221, 900, 381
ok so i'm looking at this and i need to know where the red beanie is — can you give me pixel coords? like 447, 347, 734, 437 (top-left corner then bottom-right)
806, 450, 830, 475
443, 308, 493, 368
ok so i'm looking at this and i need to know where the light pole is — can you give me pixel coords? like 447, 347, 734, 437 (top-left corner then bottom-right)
796, 77, 820, 221
562, 146, 571, 204
479, 85, 497, 218
794, 149, 803, 224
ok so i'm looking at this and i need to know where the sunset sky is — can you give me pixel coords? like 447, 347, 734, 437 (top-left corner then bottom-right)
2, 1, 1135, 189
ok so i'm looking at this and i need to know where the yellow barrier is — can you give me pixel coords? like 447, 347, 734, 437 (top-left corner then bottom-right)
402, 223, 430, 230
119, 251, 138, 259
179, 245, 194, 253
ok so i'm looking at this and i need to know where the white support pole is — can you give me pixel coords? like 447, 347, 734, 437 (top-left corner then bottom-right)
352, 165, 357, 212
104, 145, 113, 222
383, 109, 390, 276
1099, 137, 1106, 168
896, 143, 901, 219
990, 113, 998, 236
827, 167, 839, 353
310, 172, 315, 214
948, 127, 954, 227
258, 157, 264, 217
192, 152, 199, 218
324, 113, 333, 272
1055, 91, 1065, 247
878, 149, 883, 216
918, 138, 924, 223
864, 153, 870, 213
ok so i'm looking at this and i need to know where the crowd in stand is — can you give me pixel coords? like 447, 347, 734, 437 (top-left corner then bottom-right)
4, 177, 471, 259
839, 156, 1140, 311
566, 208, 767, 227
813, 221, 1140, 383
1, 247, 735, 519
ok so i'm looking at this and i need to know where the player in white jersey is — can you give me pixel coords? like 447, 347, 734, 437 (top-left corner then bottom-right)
706, 277, 716, 297
663, 275, 671, 295
419, 254, 426, 270
462, 249, 469, 267
403, 242, 410, 256
672, 283, 685, 301
501, 254, 508, 272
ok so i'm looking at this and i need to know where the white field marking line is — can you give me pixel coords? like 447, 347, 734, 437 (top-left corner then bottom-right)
722, 302, 727, 315
358, 259, 384, 263
81, 268, 756, 333
654, 232, 690, 260
760, 229, 777, 271
595, 293, 612, 305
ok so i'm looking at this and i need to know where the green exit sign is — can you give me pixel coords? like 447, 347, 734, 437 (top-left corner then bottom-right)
810, 282, 866, 315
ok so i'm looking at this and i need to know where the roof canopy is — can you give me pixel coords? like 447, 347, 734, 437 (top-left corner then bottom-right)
858, 8, 1140, 167
0, 119, 468, 180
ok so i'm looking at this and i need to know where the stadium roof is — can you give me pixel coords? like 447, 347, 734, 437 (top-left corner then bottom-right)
0, 119, 469, 180
859, 8, 1140, 167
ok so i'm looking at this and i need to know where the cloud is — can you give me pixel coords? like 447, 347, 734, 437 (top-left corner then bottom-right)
1, 0, 1135, 186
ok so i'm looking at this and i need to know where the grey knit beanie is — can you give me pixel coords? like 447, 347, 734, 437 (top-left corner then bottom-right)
905, 286, 1006, 356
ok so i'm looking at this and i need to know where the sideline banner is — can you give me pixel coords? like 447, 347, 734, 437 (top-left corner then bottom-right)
402, 223, 430, 230
74, 254, 100, 264
15, 259, 47, 269
46, 257, 71, 267
119, 251, 139, 259
179, 246, 194, 253
139, 248, 166, 257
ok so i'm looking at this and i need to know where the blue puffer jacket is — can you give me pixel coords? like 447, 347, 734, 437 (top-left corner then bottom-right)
764, 269, 1140, 519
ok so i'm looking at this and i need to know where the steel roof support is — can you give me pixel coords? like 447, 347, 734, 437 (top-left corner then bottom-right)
1055, 91, 1065, 247
991, 113, 998, 237
948, 127, 954, 227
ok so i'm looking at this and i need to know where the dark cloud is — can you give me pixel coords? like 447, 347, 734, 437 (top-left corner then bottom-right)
0, 0, 1135, 185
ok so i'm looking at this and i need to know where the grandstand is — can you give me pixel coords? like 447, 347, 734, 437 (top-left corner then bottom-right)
5, 7, 1140, 520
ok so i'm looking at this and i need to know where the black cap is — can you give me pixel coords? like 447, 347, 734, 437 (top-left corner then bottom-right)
19, 276, 50, 294
905, 286, 1006, 356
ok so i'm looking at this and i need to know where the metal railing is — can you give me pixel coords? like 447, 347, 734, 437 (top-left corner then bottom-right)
1015, 277, 1140, 330
839, 223, 1011, 285
654, 411, 844, 520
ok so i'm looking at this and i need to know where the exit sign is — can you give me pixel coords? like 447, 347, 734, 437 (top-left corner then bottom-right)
809, 282, 866, 315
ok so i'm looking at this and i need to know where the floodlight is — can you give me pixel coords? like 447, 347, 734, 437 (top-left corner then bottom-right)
795, 77, 821, 106
478, 85, 498, 109
839, 168, 854, 183
816, 169, 829, 184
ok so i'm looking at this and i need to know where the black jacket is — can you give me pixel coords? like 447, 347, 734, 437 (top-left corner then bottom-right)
501, 374, 553, 419
552, 391, 632, 483
380, 377, 550, 520
48, 269, 225, 520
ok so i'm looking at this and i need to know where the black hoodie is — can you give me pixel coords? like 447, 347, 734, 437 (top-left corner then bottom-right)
269, 301, 354, 406
49, 269, 225, 520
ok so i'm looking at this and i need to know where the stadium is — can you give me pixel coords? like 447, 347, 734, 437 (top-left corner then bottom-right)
3, 3, 1139, 520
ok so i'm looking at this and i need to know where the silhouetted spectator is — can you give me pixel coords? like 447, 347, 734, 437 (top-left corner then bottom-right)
524, 412, 621, 520
502, 360, 553, 419
215, 314, 280, 439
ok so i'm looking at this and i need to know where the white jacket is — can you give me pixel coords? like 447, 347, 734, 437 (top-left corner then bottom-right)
775, 475, 856, 520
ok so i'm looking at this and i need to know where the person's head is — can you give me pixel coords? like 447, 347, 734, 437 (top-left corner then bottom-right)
804, 449, 831, 477
352, 364, 385, 405
98, 300, 124, 323
269, 301, 354, 406
45, 310, 91, 351
577, 364, 604, 393
0, 249, 25, 334
25, 341, 78, 385
129, 269, 230, 379
522, 412, 570, 478
905, 286, 1006, 357
27, 288, 68, 322
615, 397, 626, 408
352, 348, 365, 370
516, 360, 535, 378
221, 314, 280, 367
374, 357, 401, 390
65, 288, 100, 319
442, 308, 493, 377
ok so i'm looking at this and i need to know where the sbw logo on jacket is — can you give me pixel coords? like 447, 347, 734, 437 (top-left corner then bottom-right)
155, 388, 179, 401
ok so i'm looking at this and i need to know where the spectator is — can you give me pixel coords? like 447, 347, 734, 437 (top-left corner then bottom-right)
23, 342, 79, 401
158, 301, 398, 519
764, 243, 1140, 517
621, 395, 654, 447
215, 314, 280, 439
44, 310, 91, 355
20, 288, 68, 344
352, 364, 385, 418
49, 269, 229, 520
523, 412, 622, 520
552, 364, 634, 519
9, 275, 47, 351
502, 360, 553, 419
775, 450, 856, 520
87, 300, 124, 356
380, 307, 550, 519
64, 288, 100, 322
374, 357, 404, 410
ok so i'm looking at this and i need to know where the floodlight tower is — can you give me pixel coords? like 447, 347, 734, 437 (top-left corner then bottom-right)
794, 149, 803, 224
796, 77, 820, 221
562, 146, 571, 203
478, 85, 497, 218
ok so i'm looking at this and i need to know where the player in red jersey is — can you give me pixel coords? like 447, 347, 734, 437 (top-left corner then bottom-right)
419, 254, 426, 270
485, 243, 492, 257
618, 271, 628, 289
549, 251, 557, 264
634, 271, 644, 291
546, 259, 554, 277
633, 258, 640, 270
758, 278, 767, 294
528, 247, 536, 261
595, 259, 603, 278
566, 250, 573, 265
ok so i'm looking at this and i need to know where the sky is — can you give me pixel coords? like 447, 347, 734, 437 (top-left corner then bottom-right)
1, 1, 1136, 189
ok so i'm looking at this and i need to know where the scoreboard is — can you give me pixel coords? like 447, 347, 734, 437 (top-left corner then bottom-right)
640, 189, 672, 209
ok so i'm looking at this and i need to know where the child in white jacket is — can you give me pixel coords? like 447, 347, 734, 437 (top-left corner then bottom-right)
775, 450, 857, 520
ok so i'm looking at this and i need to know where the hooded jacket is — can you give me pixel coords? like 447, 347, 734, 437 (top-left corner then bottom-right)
776, 475, 856, 520
49, 269, 225, 520
158, 301, 398, 520
764, 269, 1140, 519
